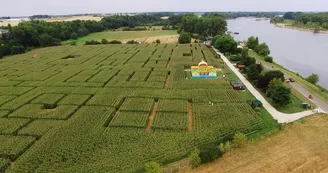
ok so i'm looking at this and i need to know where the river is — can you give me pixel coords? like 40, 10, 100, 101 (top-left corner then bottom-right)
227, 17, 328, 89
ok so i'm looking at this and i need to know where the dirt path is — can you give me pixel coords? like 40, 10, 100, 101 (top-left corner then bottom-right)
166, 60, 171, 68
146, 102, 158, 131
188, 102, 193, 132
164, 76, 170, 89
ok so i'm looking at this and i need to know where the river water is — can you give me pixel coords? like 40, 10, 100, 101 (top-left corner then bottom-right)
227, 17, 328, 89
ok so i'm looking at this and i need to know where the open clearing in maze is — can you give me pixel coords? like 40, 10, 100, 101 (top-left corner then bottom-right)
0, 43, 263, 172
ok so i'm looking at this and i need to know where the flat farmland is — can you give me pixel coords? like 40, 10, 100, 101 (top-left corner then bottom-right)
62, 30, 178, 45
0, 44, 263, 172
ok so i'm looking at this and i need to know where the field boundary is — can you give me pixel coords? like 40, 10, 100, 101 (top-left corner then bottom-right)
188, 102, 193, 132
146, 101, 158, 131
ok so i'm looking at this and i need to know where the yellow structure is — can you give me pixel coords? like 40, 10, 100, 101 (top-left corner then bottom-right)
191, 60, 217, 78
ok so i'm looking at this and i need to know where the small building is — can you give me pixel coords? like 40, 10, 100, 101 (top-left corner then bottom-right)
231, 81, 245, 90
237, 65, 245, 71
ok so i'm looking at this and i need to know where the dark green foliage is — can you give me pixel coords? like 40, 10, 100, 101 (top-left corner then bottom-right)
246, 36, 259, 49
264, 56, 273, 63
254, 43, 270, 56
10, 45, 25, 54
213, 35, 237, 53
108, 40, 122, 44
246, 64, 261, 80
199, 145, 223, 163
71, 32, 78, 39
101, 38, 109, 44
264, 70, 285, 82
257, 76, 271, 89
85, 40, 101, 45
203, 12, 284, 19
178, 32, 191, 44
270, 16, 284, 24
271, 86, 291, 106
126, 40, 139, 44
306, 74, 319, 85
122, 27, 147, 31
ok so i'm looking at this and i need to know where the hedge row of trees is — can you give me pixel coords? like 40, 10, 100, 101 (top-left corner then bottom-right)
170, 14, 227, 38
203, 12, 284, 19
0, 14, 165, 58
283, 12, 328, 30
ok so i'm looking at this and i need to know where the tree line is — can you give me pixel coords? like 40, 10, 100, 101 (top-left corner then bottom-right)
0, 14, 167, 58
203, 12, 284, 19
283, 12, 328, 30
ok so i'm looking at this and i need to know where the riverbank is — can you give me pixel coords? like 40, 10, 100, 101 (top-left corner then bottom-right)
274, 23, 328, 34
248, 50, 328, 106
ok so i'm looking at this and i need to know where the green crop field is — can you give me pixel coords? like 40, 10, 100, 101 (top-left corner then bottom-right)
0, 44, 265, 172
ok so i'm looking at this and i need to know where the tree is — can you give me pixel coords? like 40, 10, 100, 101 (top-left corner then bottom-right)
246, 36, 258, 49
264, 56, 273, 63
271, 86, 291, 106
233, 132, 247, 148
254, 43, 270, 56
178, 32, 191, 44
306, 74, 319, 84
266, 78, 284, 97
189, 149, 201, 169
257, 75, 271, 89
10, 45, 25, 54
71, 32, 78, 39
264, 70, 285, 82
213, 35, 237, 53
145, 161, 162, 173
246, 64, 261, 80
156, 39, 161, 44
101, 38, 108, 44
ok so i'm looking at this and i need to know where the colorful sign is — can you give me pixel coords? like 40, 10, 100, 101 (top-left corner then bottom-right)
191, 60, 217, 78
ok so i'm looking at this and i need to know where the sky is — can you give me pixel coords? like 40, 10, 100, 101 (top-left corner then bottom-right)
1, 0, 327, 16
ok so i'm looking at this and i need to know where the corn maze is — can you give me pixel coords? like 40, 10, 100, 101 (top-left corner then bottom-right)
0, 44, 262, 172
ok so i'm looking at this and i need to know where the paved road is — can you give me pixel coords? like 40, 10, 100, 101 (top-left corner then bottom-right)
262, 63, 328, 113
213, 48, 325, 123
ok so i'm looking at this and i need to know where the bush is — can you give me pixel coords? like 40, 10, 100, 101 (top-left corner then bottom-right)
233, 132, 247, 148
156, 39, 161, 44
306, 74, 319, 85
10, 46, 25, 55
145, 161, 161, 173
178, 32, 192, 44
199, 145, 223, 163
71, 32, 78, 39
122, 27, 147, 31
126, 40, 139, 44
189, 149, 201, 169
213, 35, 238, 53
264, 56, 273, 63
85, 40, 101, 45
101, 38, 109, 44
108, 40, 122, 44
70, 42, 77, 45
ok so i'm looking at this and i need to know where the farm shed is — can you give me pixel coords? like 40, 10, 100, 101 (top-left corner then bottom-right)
231, 81, 245, 90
